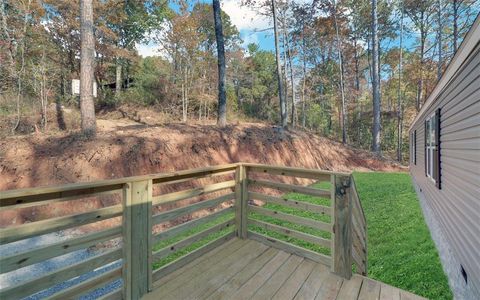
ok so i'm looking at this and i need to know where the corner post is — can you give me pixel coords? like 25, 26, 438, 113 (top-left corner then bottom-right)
332, 174, 353, 279
235, 164, 248, 239
122, 179, 152, 300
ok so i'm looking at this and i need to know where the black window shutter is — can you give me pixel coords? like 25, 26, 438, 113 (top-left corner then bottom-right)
424, 120, 427, 176
414, 130, 417, 165
434, 108, 441, 189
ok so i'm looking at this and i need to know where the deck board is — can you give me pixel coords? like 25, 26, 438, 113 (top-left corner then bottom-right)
143, 238, 426, 300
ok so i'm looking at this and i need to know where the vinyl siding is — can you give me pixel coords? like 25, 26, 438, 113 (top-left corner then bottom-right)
409, 34, 480, 297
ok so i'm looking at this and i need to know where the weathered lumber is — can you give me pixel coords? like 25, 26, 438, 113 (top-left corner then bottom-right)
0, 248, 121, 299
152, 207, 234, 244
248, 191, 332, 215
151, 180, 235, 207
152, 193, 234, 225
152, 219, 235, 261
122, 180, 152, 300
243, 163, 350, 179
248, 218, 331, 248
332, 174, 353, 279
152, 231, 235, 282
0, 205, 122, 244
248, 205, 332, 233
0, 226, 121, 274
46, 266, 121, 300
248, 231, 332, 266
248, 179, 330, 198
0, 164, 238, 203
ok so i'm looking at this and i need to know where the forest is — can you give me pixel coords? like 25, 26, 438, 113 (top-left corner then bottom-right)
0, 0, 478, 163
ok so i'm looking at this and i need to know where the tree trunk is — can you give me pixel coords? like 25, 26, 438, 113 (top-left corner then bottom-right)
301, 29, 307, 129
80, 0, 96, 136
286, 32, 296, 127
333, 1, 347, 144
272, 0, 287, 128
437, 0, 442, 81
452, 0, 458, 52
397, 3, 404, 162
213, 0, 227, 126
115, 59, 122, 94
371, 0, 381, 154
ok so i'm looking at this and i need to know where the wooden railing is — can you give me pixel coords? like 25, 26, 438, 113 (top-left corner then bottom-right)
0, 163, 367, 299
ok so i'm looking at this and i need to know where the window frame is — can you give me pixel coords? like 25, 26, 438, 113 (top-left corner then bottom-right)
426, 112, 436, 183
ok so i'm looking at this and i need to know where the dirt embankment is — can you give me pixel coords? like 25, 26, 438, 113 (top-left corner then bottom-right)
0, 121, 404, 191
0, 121, 405, 226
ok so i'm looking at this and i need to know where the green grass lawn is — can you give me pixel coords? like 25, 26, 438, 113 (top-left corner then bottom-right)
353, 172, 452, 299
154, 172, 452, 299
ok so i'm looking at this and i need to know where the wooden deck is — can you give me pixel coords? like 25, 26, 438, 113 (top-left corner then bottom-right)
143, 238, 425, 300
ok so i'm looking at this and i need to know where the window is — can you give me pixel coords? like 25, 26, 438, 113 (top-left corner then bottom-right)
425, 109, 441, 188
412, 130, 417, 165
426, 113, 436, 180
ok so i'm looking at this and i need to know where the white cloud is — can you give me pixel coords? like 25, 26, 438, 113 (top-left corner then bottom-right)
222, 0, 270, 31
136, 42, 162, 57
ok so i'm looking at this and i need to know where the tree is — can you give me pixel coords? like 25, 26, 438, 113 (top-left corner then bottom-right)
397, 0, 404, 162
272, 0, 287, 128
371, 0, 381, 154
213, 0, 227, 126
332, 0, 347, 144
80, 0, 96, 136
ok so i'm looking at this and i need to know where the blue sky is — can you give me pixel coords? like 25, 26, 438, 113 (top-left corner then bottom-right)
137, 0, 275, 56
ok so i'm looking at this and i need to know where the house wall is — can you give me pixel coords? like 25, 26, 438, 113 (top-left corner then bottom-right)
409, 18, 480, 299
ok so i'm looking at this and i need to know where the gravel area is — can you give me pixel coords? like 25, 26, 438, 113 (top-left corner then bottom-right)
0, 231, 122, 299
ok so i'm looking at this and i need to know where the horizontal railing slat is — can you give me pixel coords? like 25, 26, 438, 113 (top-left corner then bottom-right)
0, 248, 122, 299
247, 231, 332, 266
152, 193, 235, 225
0, 187, 122, 211
152, 206, 234, 244
0, 164, 239, 202
247, 166, 331, 181
248, 205, 332, 233
248, 219, 331, 248
152, 231, 235, 282
152, 219, 235, 262
243, 163, 350, 177
248, 191, 332, 216
152, 180, 236, 207
45, 266, 122, 300
0, 226, 122, 274
0, 205, 123, 244
153, 170, 235, 186
248, 179, 330, 198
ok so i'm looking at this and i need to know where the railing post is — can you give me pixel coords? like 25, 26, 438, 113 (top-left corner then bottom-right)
332, 174, 353, 279
122, 180, 152, 300
235, 164, 248, 239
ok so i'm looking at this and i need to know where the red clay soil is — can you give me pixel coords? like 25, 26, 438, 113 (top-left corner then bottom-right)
0, 120, 404, 191
0, 120, 405, 227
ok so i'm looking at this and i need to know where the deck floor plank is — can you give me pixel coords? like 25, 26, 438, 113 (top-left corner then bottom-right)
230, 251, 291, 299
193, 244, 274, 299
294, 263, 330, 300
151, 237, 243, 289
379, 283, 401, 300
148, 239, 255, 298
271, 259, 317, 300
314, 272, 344, 300
205, 247, 280, 299
336, 275, 363, 299
358, 277, 381, 300
250, 254, 304, 300
166, 240, 267, 299
143, 238, 426, 300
